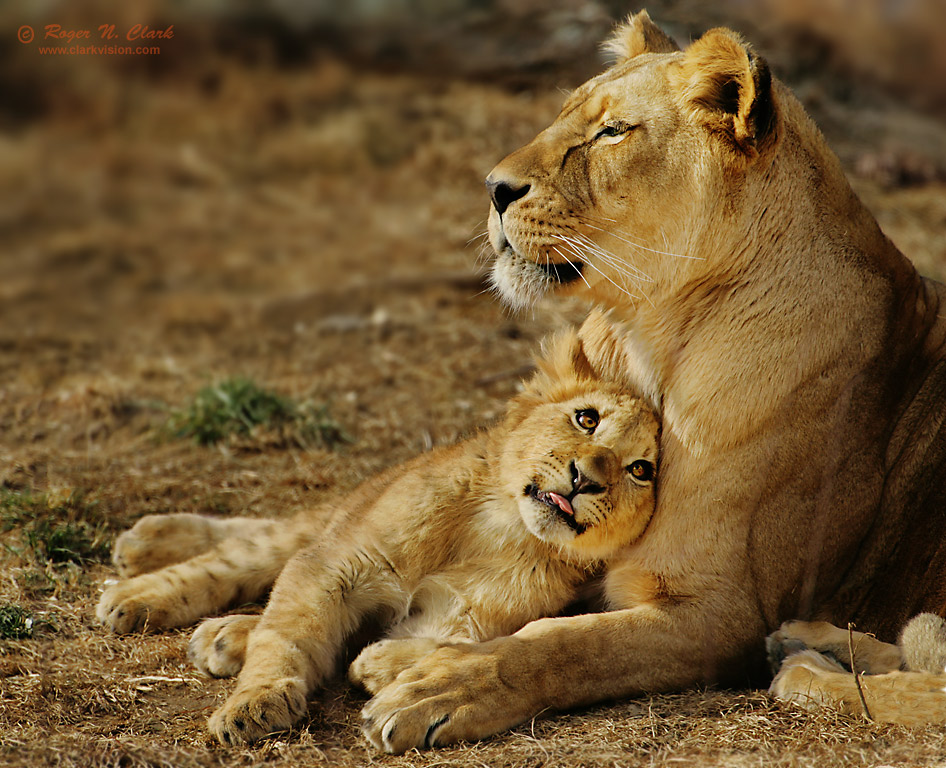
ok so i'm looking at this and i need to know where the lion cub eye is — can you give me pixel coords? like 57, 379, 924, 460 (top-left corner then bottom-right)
627, 460, 655, 483
574, 409, 600, 432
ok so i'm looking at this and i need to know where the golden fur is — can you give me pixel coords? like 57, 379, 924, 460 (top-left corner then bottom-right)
354, 11, 946, 752
97, 331, 659, 746
768, 616, 946, 725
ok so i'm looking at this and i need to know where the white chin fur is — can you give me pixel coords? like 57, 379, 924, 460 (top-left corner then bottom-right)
489, 249, 551, 312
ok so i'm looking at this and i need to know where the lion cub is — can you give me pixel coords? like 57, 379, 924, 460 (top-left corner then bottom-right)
97, 331, 659, 746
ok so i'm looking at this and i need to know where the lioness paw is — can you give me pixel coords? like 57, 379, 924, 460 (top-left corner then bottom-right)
349, 638, 441, 694
360, 644, 537, 753
190, 614, 259, 678
208, 678, 307, 746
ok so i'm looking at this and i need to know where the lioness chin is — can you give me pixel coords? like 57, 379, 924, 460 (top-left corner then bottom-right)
357, 9, 946, 750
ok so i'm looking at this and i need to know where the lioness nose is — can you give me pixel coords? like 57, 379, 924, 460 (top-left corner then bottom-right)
486, 178, 530, 216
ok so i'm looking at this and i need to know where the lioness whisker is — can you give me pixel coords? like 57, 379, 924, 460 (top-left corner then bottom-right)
551, 234, 640, 290
552, 241, 642, 302
564, 230, 653, 283
569, 237, 655, 307
577, 215, 702, 261
552, 229, 652, 290
550, 246, 594, 292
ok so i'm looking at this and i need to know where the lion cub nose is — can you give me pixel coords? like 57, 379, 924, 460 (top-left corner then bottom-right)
570, 460, 606, 496
486, 177, 530, 216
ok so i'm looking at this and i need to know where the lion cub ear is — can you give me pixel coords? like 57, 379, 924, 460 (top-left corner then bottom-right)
673, 28, 779, 156
603, 10, 680, 64
525, 329, 597, 400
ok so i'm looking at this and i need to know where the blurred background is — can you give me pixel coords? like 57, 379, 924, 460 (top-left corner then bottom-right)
1, 2, 945, 765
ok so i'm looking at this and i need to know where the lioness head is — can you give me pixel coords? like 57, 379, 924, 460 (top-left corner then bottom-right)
499, 331, 660, 559
485, 10, 780, 311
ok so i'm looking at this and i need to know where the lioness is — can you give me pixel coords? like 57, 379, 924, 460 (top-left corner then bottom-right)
97, 331, 660, 745
353, 11, 946, 752
767, 615, 946, 725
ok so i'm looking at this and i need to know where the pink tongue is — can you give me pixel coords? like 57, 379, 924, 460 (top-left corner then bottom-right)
546, 491, 574, 516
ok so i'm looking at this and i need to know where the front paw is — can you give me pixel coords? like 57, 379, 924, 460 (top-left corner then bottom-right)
208, 678, 308, 746
349, 638, 440, 694
96, 579, 176, 633
190, 614, 259, 678
360, 643, 537, 754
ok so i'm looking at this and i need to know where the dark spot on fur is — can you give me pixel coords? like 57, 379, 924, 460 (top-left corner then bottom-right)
233, 718, 245, 731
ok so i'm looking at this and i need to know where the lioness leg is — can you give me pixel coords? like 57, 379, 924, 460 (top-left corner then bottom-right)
766, 620, 902, 674
190, 614, 260, 678
209, 547, 403, 746
349, 637, 445, 694
770, 649, 946, 726
112, 513, 278, 577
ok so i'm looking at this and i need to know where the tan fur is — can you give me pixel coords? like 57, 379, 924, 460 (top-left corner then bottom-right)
769, 615, 946, 725
97, 332, 660, 747
358, 11, 946, 752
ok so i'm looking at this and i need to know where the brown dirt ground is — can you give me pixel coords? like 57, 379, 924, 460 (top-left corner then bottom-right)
3, 11, 946, 768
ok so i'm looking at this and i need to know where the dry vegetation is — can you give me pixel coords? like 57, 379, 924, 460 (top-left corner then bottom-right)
2, 2, 946, 766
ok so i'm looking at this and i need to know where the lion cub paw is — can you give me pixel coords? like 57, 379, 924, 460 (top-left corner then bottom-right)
111, 513, 219, 577
96, 577, 180, 633
208, 678, 308, 746
349, 638, 442, 694
190, 614, 259, 678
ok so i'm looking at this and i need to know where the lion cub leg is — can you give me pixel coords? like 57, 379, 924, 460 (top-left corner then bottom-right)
190, 614, 260, 678
208, 548, 403, 746
112, 514, 277, 577
98, 521, 306, 633
348, 637, 445, 694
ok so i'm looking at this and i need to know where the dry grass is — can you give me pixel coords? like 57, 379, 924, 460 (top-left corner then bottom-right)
2, 4, 946, 767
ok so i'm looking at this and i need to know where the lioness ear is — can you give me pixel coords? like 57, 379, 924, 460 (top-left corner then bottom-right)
674, 28, 778, 156
603, 10, 680, 64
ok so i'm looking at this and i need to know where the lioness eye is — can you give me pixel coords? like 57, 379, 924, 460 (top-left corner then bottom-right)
575, 409, 599, 432
628, 460, 654, 483
594, 121, 636, 141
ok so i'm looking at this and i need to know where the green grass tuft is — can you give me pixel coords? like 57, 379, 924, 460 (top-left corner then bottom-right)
1, 487, 45, 529
1, 489, 112, 567
169, 378, 349, 449
0, 604, 36, 639
24, 519, 111, 565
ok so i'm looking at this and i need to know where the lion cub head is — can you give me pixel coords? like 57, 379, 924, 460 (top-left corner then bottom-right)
498, 331, 660, 559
